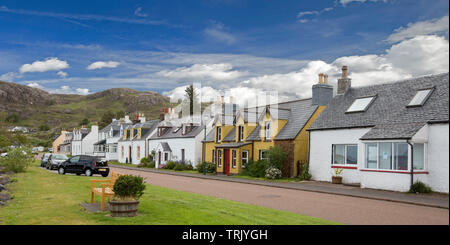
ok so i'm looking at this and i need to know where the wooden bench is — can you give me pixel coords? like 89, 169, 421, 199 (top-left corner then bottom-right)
90, 171, 122, 211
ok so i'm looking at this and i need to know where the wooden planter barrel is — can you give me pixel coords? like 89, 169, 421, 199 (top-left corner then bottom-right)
109, 200, 140, 217
331, 176, 342, 184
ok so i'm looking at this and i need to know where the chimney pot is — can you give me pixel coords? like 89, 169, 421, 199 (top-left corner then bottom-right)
324, 74, 328, 84
230, 96, 234, 104
221, 96, 225, 104
342, 66, 348, 78
318, 73, 324, 84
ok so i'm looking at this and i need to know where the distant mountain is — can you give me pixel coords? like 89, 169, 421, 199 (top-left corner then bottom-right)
0, 80, 175, 131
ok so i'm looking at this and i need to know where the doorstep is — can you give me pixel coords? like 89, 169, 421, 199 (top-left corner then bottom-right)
109, 164, 449, 209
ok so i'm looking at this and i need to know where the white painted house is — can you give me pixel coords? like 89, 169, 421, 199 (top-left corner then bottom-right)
93, 116, 132, 161
71, 125, 99, 156
117, 114, 160, 164
148, 114, 215, 168
308, 68, 449, 193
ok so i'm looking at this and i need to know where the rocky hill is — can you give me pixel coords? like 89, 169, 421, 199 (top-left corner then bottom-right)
0, 80, 175, 130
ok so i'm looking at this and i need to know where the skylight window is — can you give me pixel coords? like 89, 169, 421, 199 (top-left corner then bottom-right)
408, 89, 433, 107
346, 96, 375, 113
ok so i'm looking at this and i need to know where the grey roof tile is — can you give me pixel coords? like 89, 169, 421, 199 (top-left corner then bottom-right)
309, 73, 449, 139
222, 127, 236, 142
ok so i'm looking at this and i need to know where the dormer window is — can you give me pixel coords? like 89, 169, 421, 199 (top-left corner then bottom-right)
238, 125, 244, 142
346, 96, 376, 113
216, 126, 222, 143
265, 121, 271, 140
407, 88, 433, 107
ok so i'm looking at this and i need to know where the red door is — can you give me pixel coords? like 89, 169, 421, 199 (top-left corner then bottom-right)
224, 149, 230, 174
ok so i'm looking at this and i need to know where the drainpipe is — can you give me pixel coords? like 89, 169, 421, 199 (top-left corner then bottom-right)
407, 140, 414, 189
203, 124, 206, 175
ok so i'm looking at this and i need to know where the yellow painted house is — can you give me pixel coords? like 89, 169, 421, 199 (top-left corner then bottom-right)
203, 76, 333, 177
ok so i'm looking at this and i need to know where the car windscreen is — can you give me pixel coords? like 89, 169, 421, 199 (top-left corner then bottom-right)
52, 154, 68, 160
43, 154, 51, 160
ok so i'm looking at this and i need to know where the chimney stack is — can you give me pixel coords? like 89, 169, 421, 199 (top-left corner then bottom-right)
337, 65, 352, 95
221, 96, 225, 104
159, 113, 165, 122
312, 73, 333, 106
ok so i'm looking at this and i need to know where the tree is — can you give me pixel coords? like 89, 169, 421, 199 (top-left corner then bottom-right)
0, 134, 11, 149
184, 84, 199, 116
115, 110, 125, 119
39, 124, 50, 131
79, 118, 89, 126
266, 146, 287, 171
99, 111, 115, 129
13, 133, 28, 146
5, 113, 20, 123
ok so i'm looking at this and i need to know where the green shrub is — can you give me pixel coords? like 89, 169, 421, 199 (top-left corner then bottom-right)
148, 161, 155, 168
299, 161, 312, 180
266, 146, 286, 171
243, 160, 268, 178
185, 164, 193, 170
140, 157, 149, 164
196, 162, 215, 173
164, 161, 176, 169
112, 175, 146, 200
409, 181, 432, 193
173, 163, 186, 171
0, 147, 34, 173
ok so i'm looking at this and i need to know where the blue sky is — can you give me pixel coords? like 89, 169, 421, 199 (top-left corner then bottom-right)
0, 0, 448, 104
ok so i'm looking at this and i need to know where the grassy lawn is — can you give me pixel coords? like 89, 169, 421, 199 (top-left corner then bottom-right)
0, 163, 339, 225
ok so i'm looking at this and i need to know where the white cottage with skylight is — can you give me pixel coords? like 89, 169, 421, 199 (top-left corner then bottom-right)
308, 66, 449, 193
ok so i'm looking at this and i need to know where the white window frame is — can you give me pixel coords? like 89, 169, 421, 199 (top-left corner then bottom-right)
238, 125, 244, 142
217, 150, 222, 167
346, 96, 376, 113
216, 127, 222, 143
212, 149, 216, 164
232, 150, 236, 168
407, 88, 433, 107
241, 150, 249, 168
332, 144, 358, 166
265, 121, 271, 140
363, 141, 426, 172
259, 150, 268, 161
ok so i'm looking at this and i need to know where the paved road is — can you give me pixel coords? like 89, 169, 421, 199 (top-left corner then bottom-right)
111, 167, 449, 225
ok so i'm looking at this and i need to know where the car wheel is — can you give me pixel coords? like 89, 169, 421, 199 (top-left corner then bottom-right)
101, 173, 108, 177
85, 169, 92, 176
58, 167, 65, 175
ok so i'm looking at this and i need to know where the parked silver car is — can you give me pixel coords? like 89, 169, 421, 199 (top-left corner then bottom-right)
46, 154, 68, 170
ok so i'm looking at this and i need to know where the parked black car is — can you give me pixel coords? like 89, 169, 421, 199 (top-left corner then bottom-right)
40, 153, 52, 167
58, 155, 109, 177
46, 154, 69, 170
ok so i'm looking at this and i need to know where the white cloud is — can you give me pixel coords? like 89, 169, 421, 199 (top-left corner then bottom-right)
86, 61, 120, 70
19, 57, 69, 73
134, 7, 148, 17
157, 63, 246, 80
386, 15, 449, 43
204, 21, 236, 45
0, 72, 22, 81
26, 82, 44, 89
75, 88, 90, 95
164, 35, 448, 105
340, 0, 387, 6
57, 71, 68, 78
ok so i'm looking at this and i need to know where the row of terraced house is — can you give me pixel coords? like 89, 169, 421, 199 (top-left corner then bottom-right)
52, 66, 449, 193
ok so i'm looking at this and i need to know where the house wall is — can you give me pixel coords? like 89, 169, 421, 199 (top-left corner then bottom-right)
149, 137, 199, 168
52, 131, 67, 154
81, 126, 98, 156
309, 128, 370, 184
118, 141, 132, 163
309, 124, 449, 193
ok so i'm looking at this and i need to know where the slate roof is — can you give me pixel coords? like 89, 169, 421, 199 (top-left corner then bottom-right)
160, 142, 172, 152
246, 125, 261, 141
119, 120, 160, 142
215, 142, 251, 148
203, 129, 216, 142
149, 125, 204, 140
309, 73, 449, 140
222, 127, 236, 142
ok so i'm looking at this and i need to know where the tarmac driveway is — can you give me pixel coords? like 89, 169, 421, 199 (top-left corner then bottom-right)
111, 167, 449, 225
